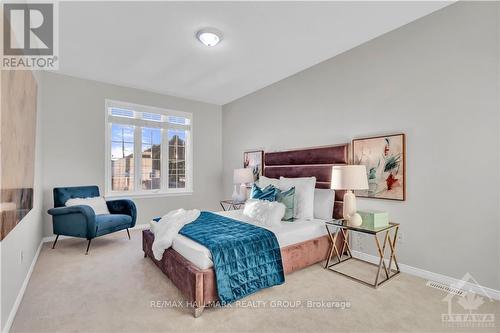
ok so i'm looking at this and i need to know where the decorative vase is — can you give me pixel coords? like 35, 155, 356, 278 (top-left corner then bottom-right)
231, 184, 239, 202
348, 213, 363, 227
343, 190, 362, 227
235, 184, 247, 203
342, 190, 357, 220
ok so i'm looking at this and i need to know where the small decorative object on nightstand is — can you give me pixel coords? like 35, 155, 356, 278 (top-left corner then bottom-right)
324, 219, 400, 288
358, 210, 389, 229
232, 168, 254, 203
330, 165, 368, 227
220, 200, 245, 211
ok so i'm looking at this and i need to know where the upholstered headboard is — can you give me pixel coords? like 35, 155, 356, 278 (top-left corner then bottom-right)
263, 144, 348, 219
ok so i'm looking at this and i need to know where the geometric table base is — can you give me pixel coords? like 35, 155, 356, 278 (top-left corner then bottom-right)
325, 222, 401, 288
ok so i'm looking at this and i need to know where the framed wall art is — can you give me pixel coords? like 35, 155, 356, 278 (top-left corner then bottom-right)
243, 150, 263, 182
352, 134, 406, 201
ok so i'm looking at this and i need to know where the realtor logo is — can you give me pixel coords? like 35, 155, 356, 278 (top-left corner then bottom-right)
4, 3, 53, 55
2, 2, 58, 69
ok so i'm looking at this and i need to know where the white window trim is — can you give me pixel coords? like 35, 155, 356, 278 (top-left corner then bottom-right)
104, 99, 194, 198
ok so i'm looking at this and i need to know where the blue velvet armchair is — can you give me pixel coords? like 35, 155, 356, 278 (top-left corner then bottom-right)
47, 186, 137, 254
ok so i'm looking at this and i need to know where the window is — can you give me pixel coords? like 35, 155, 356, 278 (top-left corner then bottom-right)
105, 100, 192, 197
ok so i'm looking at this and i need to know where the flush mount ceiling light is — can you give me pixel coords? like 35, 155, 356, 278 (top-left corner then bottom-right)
196, 28, 223, 47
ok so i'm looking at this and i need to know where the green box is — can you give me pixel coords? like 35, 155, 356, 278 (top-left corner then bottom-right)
358, 210, 389, 229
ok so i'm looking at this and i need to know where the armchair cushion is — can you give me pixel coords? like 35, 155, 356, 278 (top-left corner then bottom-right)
95, 214, 132, 237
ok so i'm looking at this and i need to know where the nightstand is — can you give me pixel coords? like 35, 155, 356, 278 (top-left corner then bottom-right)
324, 219, 400, 288
219, 200, 245, 211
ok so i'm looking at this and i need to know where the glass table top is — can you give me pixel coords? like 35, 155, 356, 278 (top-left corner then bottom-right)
325, 219, 399, 234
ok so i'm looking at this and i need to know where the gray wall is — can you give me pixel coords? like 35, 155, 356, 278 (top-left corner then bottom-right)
1, 71, 44, 331
222, 2, 500, 289
41, 73, 222, 236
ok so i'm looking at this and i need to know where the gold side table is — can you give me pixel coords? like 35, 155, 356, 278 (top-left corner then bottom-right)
220, 200, 245, 211
325, 219, 400, 288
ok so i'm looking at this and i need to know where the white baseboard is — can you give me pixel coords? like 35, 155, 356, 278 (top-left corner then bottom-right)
2, 240, 43, 333
42, 234, 71, 243
131, 223, 150, 231
351, 250, 500, 300
41, 223, 150, 243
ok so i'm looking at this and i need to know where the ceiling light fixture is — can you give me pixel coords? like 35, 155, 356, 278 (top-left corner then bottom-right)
196, 28, 223, 47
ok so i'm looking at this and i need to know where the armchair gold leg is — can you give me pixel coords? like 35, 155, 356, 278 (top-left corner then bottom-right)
52, 235, 59, 249
85, 239, 92, 255
126, 228, 131, 240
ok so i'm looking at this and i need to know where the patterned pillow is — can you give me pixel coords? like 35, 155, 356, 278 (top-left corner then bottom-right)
250, 184, 278, 201
276, 187, 295, 221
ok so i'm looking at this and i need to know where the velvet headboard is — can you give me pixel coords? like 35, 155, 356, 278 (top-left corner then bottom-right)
263, 144, 348, 219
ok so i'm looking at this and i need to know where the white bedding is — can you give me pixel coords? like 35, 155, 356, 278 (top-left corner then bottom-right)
169, 210, 328, 270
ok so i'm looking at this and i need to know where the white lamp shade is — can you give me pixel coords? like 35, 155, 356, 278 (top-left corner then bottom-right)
233, 168, 254, 184
330, 165, 369, 190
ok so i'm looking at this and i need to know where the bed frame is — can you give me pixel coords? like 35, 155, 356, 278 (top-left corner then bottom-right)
142, 144, 349, 317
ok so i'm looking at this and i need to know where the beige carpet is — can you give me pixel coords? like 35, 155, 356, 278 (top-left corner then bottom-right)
11, 230, 499, 333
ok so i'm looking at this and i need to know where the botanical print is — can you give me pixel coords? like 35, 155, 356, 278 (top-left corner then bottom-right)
243, 150, 263, 182
0, 70, 38, 240
353, 134, 405, 201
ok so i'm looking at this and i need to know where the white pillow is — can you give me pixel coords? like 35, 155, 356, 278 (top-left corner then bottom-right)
257, 175, 280, 188
65, 197, 110, 215
243, 199, 285, 228
314, 189, 335, 220
279, 176, 316, 220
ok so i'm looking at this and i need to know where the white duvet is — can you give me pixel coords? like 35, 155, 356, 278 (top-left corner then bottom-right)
149, 208, 200, 260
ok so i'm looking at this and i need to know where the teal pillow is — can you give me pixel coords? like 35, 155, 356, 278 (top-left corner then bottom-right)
276, 187, 295, 221
250, 184, 278, 201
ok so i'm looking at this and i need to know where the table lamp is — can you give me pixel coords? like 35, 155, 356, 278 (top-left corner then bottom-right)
331, 165, 369, 226
232, 168, 254, 203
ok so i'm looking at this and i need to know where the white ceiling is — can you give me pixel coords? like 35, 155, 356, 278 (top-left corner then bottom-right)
57, 1, 452, 105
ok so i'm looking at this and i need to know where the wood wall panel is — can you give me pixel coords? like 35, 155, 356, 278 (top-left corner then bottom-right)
0, 70, 37, 240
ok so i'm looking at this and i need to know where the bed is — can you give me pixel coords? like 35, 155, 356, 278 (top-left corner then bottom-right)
142, 144, 348, 317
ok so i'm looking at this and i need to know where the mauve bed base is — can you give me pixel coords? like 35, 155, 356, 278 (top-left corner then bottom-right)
142, 144, 349, 317
142, 229, 342, 317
